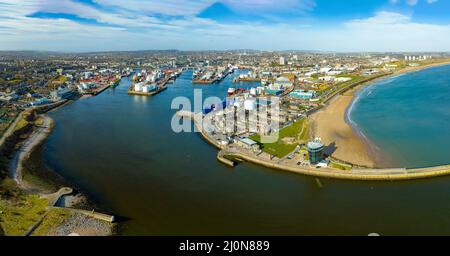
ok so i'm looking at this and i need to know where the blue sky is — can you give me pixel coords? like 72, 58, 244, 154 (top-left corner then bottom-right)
0, 0, 449, 52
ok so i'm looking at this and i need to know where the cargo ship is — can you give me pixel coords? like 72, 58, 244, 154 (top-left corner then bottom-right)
110, 78, 121, 88
227, 87, 246, 96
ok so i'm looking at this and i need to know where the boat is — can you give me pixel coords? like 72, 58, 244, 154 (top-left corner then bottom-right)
227, 88, 236, 96
110, 78, 120, 88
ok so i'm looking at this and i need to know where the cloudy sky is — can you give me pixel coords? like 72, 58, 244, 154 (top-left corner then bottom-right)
0, 0, 449, 52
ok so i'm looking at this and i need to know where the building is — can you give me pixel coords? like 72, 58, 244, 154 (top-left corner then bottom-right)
51, 87, 75, 101
274, 76, 293, 88
307, 138, 324, 164
236, 137, 260, 153
290, 90, 316, 99
279, 57, 286, 65
334, 77, 352, 83
318, 76, 335, 82
30, 98, 51, 106
265, 88, 283, 96
0, 93, 19, 102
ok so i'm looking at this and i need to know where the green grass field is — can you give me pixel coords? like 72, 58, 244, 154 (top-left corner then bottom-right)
0, 193, 48, 236
14, 118, 29, 132
250, 118, 309, 158
32, 208, 72, 236
330, 162, 352, 171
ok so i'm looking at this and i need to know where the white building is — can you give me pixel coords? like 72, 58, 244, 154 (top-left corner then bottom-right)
274, 76, 293, 88
334, 77, 352, 82
318, 76, 335, 82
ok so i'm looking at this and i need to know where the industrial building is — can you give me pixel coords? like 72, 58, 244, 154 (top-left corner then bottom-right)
273, 76, 293, 88
50, 87, 76, 101
289, 90, 316, 99
236, 137, 260, 153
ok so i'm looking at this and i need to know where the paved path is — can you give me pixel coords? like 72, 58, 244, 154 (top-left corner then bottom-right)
0, 110, 26, 147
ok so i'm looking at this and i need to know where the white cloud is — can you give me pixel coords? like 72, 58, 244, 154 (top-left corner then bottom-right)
93, 0, 212, 16
220, 0, 316, 13
340, 11, 450, 51
349, 11, 410, 24
390, 0, 438, 5
0, 1, 449, 52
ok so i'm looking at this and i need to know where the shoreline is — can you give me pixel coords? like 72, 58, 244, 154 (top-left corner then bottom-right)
8, 115, 54, 190
5, 100, 75, 191
345, 60, 450, 167
310, 60, 450, 169
181, 110, 450, 181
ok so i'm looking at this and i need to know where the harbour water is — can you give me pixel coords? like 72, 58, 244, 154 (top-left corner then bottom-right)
43, 69, 450, 235
349, 64, 450, 168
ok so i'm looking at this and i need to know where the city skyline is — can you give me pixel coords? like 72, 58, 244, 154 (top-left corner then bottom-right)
0, 0, 450, 52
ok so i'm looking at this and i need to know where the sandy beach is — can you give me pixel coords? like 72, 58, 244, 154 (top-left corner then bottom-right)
309, 60, 450, 168
310, 89, 376, 167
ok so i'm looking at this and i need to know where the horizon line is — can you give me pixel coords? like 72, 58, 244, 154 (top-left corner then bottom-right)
1, 49, 449, 55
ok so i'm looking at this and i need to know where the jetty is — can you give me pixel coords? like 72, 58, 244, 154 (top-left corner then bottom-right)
128, 84, 167, 96
233, 77, 261, 83
84, 83, 110, 96
192, 78, 217, 84
128, 77, 169, 96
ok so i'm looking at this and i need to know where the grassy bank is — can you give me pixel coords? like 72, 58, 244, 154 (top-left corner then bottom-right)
0, 180, 48, 236
0, 109, 69, 235
250, 118, 309, 158
0, 107, 116, 236
31, 208, 72, 236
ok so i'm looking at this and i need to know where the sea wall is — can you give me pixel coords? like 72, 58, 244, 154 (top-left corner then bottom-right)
224, 151, 450, 181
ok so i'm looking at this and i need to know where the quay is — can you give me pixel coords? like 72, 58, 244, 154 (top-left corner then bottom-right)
81, 83, 111, 96
92, 84, 110, 96
217, 150, 236, 167
128, 84, 167, 96
192, 79, 217, 84
233, 77, 261, 83
192, 67, 234, 85
128, 77, 169, 96
62, 208, 115, 223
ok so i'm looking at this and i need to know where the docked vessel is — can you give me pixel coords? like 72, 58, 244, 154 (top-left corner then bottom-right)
227, 87, 245, 96
110, 78, 120, 88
